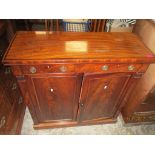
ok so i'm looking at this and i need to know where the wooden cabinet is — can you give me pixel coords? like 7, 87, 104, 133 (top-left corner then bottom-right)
2, 31, 155, 129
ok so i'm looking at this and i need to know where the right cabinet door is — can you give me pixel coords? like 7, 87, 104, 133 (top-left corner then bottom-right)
79, 73, 131, 122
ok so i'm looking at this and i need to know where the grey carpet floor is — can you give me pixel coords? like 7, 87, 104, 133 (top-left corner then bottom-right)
21, 108, 155, 135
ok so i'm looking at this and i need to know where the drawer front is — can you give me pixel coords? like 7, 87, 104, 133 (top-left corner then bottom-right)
20, 64, 75, 74
77, 63, 147, 73
12, 63, 148, 75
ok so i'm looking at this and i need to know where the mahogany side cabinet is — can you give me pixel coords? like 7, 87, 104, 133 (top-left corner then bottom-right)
2, 31, 155, 129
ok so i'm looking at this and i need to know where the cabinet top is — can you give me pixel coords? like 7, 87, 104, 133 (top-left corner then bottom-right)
3, 31, 155, 65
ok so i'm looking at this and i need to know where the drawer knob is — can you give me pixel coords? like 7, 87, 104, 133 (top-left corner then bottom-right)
30, 66, 37, 73
0, 116, 6, 129
128, 65, 135, 71
60, 66, 67, 72
101, 65, 109, 71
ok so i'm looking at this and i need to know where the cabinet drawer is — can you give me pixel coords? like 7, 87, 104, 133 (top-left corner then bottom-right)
18, 64, 75, 74
12, 63, 148, 76
77, 63, 147, 73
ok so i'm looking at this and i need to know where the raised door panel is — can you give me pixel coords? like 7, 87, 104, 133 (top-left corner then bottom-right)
27, 73, 83, 124
79, 73, 131, 122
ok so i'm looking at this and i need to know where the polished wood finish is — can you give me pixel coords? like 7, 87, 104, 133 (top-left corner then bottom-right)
26, 73, 83, 124
10, 63, 148, 76
79, 73, 131, 122
2, 31, 155, 129
3, 31, 155, 64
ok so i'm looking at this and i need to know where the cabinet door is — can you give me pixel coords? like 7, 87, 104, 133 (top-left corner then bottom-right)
27, 73, 83, 124
79, 73, 131, 122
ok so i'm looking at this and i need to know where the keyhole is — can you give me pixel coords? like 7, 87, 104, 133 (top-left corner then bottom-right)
104, 85, 108, 89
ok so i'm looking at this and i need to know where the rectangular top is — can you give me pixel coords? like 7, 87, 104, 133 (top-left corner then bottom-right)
3, 31, 155, 65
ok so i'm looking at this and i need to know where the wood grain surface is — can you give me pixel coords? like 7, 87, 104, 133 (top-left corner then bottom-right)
3, 31, 155, 65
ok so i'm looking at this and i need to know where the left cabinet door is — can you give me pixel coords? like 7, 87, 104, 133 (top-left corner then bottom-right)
26, 73, 83, 125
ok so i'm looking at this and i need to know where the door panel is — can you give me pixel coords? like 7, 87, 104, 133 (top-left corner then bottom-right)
27, 73, 83, 123
79, 73, 131, 122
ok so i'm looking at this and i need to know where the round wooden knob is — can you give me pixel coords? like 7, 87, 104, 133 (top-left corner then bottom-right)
128, 65, 134, 71
101, 65, 109, 71
59, 66, 67, 72
30, 66, 37, 73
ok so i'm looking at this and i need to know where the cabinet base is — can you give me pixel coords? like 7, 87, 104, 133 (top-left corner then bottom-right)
33, 118, 117, 130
